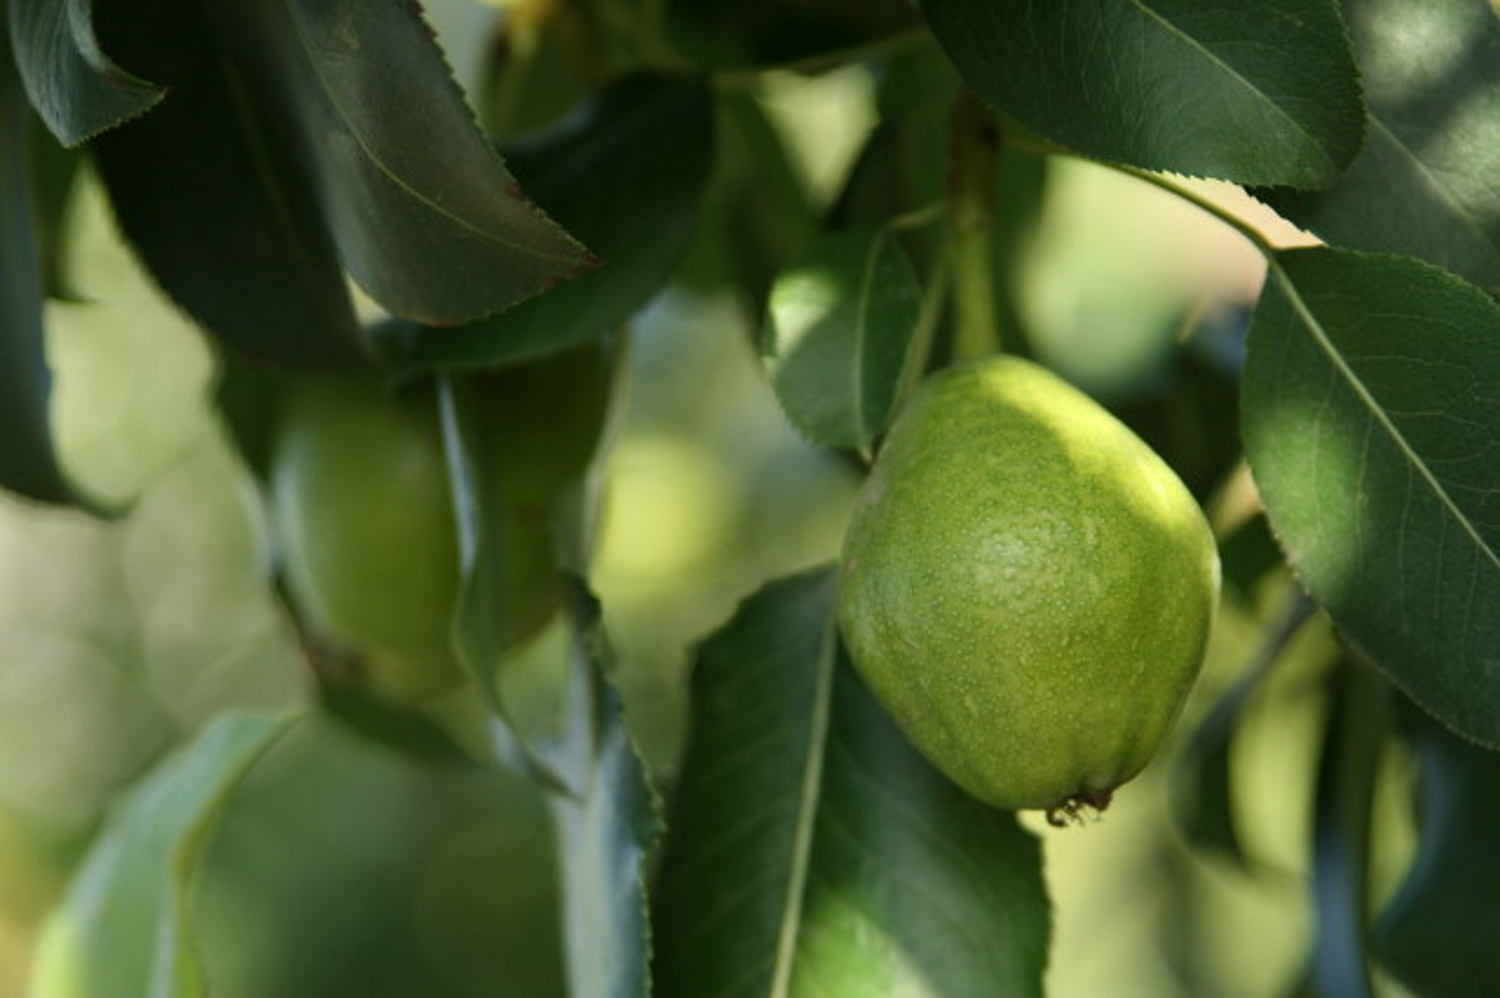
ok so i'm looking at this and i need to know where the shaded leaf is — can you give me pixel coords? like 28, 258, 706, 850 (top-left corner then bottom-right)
239, 0, 590, 324
920, 0, 1365, 187
1259, 0, 1500, 292
1242, 248, 1500, 746
29, 713, 292, 998
384, 74, 715, 371
93, 0, 590, 368
549, 581, 659, 998
91, 0, 367, 369
762, 226, 922, 453
653, 568, 1050, 998
6, 0, 163, 145
1373, 700, 1500, 995
0, 24, 72, 503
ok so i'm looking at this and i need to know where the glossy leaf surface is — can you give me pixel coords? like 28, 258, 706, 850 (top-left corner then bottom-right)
653, 568, 1050, 997
1242, 248, 1500, 745
6, 0, 162, 144
1259, 0, 1500, 291
921, 0, 1365, 187
387, 74, 715, 370
90, 0, 366, 369
92, 0, 589, 367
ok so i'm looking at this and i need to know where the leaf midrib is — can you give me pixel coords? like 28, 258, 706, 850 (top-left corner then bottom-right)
1126, 0, 1329, 169
283, 6, 581, 266
766, 617, 838, 998
1272, 254, 1500, 575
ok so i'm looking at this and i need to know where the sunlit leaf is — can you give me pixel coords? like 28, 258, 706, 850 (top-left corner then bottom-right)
1242, 248, 1500, 746
29, 713, 292, 998
385, 74, 715, 370
653, 568, 1050, 998
920, 0, 1365, 187
6, 0, 163, 145
763, 226, 922, 453
0, 25, 72, 503
1259, 0, 1500, 291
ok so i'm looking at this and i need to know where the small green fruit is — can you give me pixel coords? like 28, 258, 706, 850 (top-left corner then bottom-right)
271, 377, 465, 702
836, 356, 1219, 817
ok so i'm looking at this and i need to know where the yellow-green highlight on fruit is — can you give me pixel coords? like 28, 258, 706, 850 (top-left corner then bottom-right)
836, 356, 1219, 818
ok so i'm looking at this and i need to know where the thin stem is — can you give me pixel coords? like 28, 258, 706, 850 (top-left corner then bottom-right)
947, 90, 1002, 360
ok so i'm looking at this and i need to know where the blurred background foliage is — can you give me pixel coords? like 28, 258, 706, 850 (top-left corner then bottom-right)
0, 1, 1427, 995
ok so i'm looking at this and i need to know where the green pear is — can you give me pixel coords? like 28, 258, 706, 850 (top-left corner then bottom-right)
837, 356, 1219, 819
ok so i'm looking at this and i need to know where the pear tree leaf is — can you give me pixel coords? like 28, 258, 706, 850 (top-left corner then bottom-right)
652, 568, 1050, 997
919, 0, 1365, 188
1242, 248, 1500, 746
383, 74, 715, 371
1258, 0, 1500, 292
92, 0, 590, 368
0, 25, 72, 503
1374, 701, 1500, 994
29, 713, 293, 998
548, 581, 660, 998
90, 0, 366, 369
6, 0, 163, 145
762, 226, 923, 454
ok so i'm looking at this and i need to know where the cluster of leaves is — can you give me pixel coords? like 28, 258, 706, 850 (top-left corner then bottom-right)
2, 0, 1498, 995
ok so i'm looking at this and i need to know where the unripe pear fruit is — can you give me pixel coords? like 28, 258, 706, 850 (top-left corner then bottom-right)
836, 356, 1219, 819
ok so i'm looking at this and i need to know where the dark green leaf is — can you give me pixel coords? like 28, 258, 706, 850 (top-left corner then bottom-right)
94, 0, 591, 367
6, 0, 163, 145
384, 74, 715, 370
29, 713, 292, 998
245, 0, 590, 324
653, 568, 1050, 998
763, 226, 923, 453
1258, 0, 1500, 292
549, 582, 659, 998
1242, 248, 1500, 746
1374, 701, 1500, 995
920, 0, 1365, 187
91, 0, 367, 369
1308, 658, 1387, 998
0, 26, 72, 503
